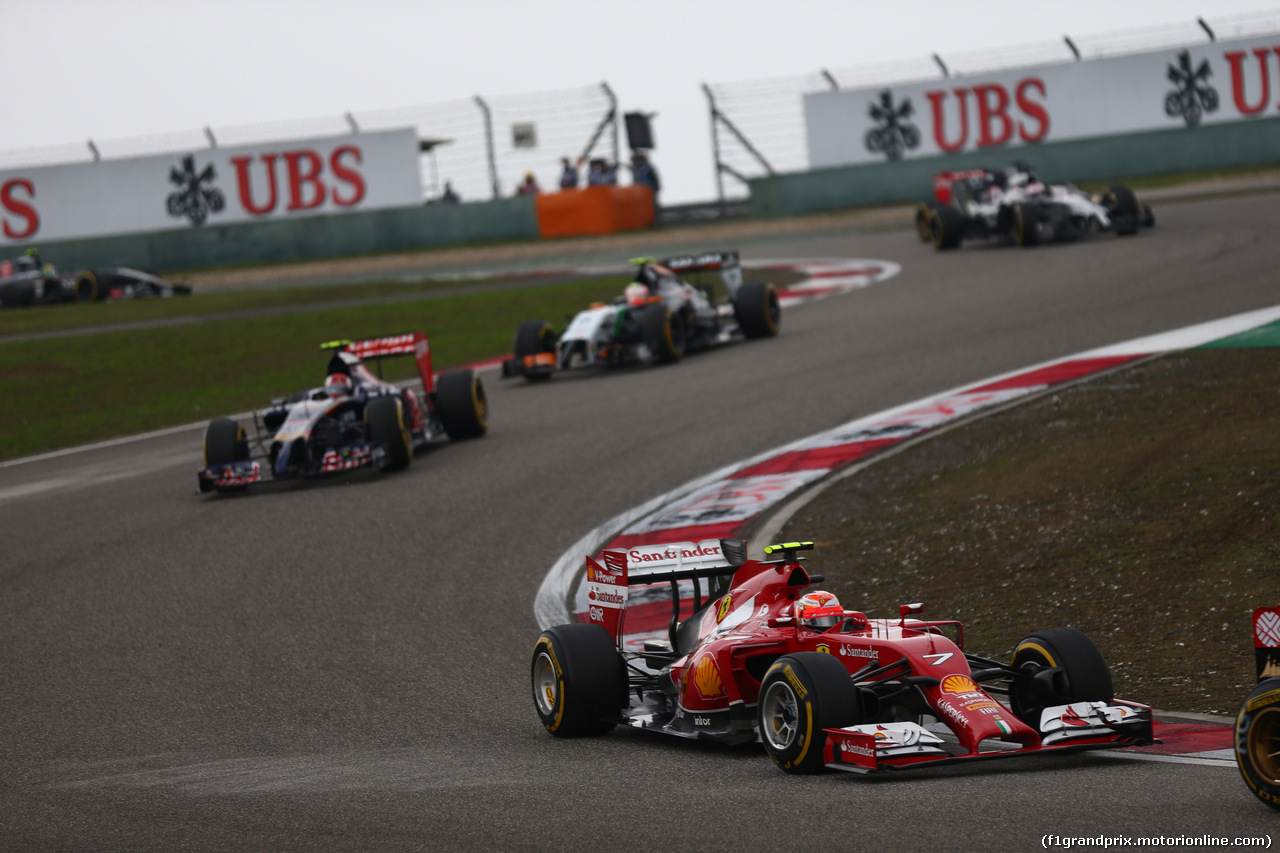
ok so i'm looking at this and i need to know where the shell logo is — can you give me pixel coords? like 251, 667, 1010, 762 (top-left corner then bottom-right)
941, 674, 979, 694
693, 655, 725, 700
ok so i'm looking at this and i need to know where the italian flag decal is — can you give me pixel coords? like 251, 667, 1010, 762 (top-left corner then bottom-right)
995, 718, 1013, 736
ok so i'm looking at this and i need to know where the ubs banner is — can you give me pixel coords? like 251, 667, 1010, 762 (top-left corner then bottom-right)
0, 128, 422, 245
805, 34, 1280, 169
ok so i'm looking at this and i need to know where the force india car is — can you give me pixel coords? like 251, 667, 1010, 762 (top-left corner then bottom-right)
0, 251, 191, 307
197, 331, 486, 494
502, 251, 779, 381
532, 540, 1154, 775
915, 163, 1155, 251
1236, 606, 1280, 810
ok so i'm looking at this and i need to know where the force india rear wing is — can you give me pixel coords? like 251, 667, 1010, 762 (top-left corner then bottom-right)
321, 331, 435, 393
655, 250, 743, 298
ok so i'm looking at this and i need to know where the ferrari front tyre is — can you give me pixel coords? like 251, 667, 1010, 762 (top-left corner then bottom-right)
1009, 627, 1113, 729
1237, 677, 1280, 810
514, 319, 557, 382
531, 623, 626, 738
1105, 185, 1141, 236
641, 303, 685, 363
74, 270, 100, 303
733, 280, 780, 339
366, 396, 412, 471
915, 202, 940, 242
758, 652, 862, 774
434, 369, 488, 440
929, 204, 964, 250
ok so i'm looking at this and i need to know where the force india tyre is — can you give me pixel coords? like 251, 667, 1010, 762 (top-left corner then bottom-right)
733, 280, 780, 339
641, 303, 685, 363
1237, 677, 1280, 810
758, 652, 862, 774
434, 369, 488, 440
1013, 202, 1043, 247
915, 202, 941, 242
366, 395, 412, 471
1105, 185, 1141, 236
1009, 627, 1113, 729
929, 204, 964, 250
531, 623, 626, 737
513, 318, 557, 382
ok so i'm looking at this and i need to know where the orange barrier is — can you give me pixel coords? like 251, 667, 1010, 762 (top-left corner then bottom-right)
535, 185, 655, 239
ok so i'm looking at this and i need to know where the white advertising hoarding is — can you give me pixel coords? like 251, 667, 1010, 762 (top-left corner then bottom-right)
0, 128, 422, 245
805, 35, 1280, 169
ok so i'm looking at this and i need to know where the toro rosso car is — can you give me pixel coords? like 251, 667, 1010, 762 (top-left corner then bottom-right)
1236, 606, 1280, 810
502, 250, 779, 381
0, 250, 191, 307
916, 163, 1155, 251
198, 331, 486, 494
532, 540, 1155, 775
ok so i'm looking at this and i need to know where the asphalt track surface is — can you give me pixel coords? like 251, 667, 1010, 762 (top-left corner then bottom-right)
4, 193, 1280, 851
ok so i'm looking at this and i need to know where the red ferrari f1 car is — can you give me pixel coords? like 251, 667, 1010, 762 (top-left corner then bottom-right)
532, 540, 1154, 774
197, 331, 486, 494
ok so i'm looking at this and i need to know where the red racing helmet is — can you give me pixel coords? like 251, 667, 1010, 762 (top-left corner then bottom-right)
324, 373, 354, 398
797, 591, 843, 631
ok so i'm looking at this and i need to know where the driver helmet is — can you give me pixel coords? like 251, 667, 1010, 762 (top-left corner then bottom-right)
796, 591, 843, 631
324, 373, 354, 398
624, 282, 649, 306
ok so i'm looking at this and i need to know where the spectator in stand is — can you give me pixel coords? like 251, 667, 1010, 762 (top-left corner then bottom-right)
441, 182, 460, 203
630, 150, 661, 221
587, 158, 618, 186
559, 157, 579, 189
517, 172, 540, 195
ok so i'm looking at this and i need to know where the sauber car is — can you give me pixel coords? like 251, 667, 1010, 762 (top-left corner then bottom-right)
0, 250, 190, 307
532, 540, 1155, 775
1236, 606, 1280, 810
198, 331, 486, 494
502, 251, 779, 381
915, 163, 1155, 251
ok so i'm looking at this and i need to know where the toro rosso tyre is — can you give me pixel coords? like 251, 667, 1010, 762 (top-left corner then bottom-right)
1105, 185, 1141, 236
915, 202, 940, 242
435, 369, 488, 440
1013, 202, 1043, 247
1009, 627, 1113, 730
513, 319, 557, 382
531, 623, 626, 737
641, 303, 685, 363
1237, 677, 1280, 810
758, 652, 862, 774
929, 204, 964, 250
203, 418, 250, 493
366, 395, 412, 472
733, 280, 780, 339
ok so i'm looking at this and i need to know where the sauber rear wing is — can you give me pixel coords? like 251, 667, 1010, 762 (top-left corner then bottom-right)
322, 331, 435, 393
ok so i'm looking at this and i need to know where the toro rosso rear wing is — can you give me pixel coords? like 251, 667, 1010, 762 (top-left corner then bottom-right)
322, 331, 434, 393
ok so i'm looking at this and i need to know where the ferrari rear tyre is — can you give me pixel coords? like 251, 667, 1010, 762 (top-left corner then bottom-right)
435, 369, 488, 440
915, 202, 940, 242
733, 280, 780, 339
514, 319, 556, 382
1106, 185, 1141, 236
929, 204, 964, 250
1013, 202, 1042, 247
758, 652, 862, 774
75, 270, 100, 303
641, 304, 685, 363
531, 623, 626, 738
1009, 627, 1113, 729
366, 396, 412, 471
1237, 677, 1280, 810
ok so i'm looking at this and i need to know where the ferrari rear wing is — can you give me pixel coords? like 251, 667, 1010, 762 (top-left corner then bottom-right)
322, 331, 434, 393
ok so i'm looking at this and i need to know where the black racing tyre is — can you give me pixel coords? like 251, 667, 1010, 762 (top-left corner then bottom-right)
641, 303, 684, 363
929, 204, 964, 250
513, 319, 557, 382
434, 369, 488, 440
204, 417, 249, 467
366, 395, 412, 472
1105, 184, 1141, 236
1140, 204, 1156, 228
1009, 627, 1113, 729
1013, 202, 1043, 247
1237, 677, 1280, 810
531, 623, 626, 738
915, 201, 940, 242
733, 280, 780, 339
74, 270, 100, 303
758, 652, 862, 774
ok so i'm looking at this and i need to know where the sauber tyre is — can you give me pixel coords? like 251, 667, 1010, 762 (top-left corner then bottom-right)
434, 369, 488, 440
74, 270, 101, 302
366, 395, 412, 471
758, 652, 862, 774
531, 623, 626, 737
641, 303, 685, 363
929, 204, 965, 250
1105, 185, 1141, 236
733, 280, 780, 339
1236, 677, 1280, 810
1008, 627, 1113, 729
513, 319, 557, 382
203, 418, 251, 493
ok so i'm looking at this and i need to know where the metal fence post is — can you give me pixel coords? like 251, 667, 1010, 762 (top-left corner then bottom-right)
702, 84, 726, 210
475, 95, 499, 200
